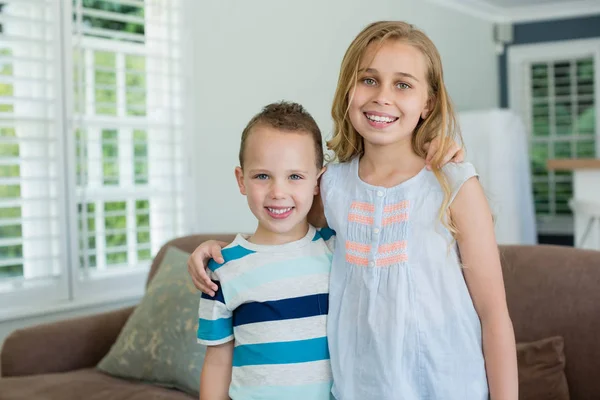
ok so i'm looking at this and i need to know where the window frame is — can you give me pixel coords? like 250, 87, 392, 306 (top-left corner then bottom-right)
0, 0, 189, 321
508, 37, 600, 235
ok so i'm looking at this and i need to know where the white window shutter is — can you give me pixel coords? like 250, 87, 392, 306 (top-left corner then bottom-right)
68, 0, 185, 301
0, 0, 187, 317
0, 0, 69, 315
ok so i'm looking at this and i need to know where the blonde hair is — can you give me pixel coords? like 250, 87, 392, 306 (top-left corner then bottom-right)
327, 20, 463, 237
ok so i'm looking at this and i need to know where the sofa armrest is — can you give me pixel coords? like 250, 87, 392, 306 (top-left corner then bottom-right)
0, 306, 135, 377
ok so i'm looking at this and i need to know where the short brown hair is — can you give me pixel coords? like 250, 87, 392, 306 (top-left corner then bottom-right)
239, 101, 323, 169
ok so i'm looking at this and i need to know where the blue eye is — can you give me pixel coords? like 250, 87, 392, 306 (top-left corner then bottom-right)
396, 82, 411, 89
362, 78, 377, 86
289, 174, 302, 180
254, 174, 269, 180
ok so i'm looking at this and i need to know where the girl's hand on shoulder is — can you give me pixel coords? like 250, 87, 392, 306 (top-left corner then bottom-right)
424, 137, 465, 170
187, 240, 228, 296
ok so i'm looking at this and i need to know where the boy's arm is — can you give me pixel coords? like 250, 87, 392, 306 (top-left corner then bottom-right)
200, 341, 234, 400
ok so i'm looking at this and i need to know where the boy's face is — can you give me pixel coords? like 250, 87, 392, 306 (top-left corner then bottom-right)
235, 125, 323, 244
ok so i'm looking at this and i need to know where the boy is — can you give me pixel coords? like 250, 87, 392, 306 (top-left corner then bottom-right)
197, 101, 335, 400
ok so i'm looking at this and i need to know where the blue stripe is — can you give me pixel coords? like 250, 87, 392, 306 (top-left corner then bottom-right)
197, 317, 233, 341
313, 227, 336, 242
208, 245, 255, 272
233, 293, 328, 327
229, 381, 333, 400
224, 254, 331, 300
232, 336, 329, 367
200, 280, 225, 304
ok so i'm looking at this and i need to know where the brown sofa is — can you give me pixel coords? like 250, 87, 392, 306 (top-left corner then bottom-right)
1, 235, 599, 399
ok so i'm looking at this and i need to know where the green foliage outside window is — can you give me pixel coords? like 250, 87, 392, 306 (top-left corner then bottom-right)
530, 58, 596, 217
0, 2, 153, 276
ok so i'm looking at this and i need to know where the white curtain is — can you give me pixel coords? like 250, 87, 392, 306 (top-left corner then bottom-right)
459, 109, 538, 245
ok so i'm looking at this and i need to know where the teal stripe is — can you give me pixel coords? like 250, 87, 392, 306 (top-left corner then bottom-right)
313, 227, 335, 242
208, 245, 255, 272
232, 336, 329, 367
197, 317, 233, 341
229, 380, 333, 400
223, 254, 332, 300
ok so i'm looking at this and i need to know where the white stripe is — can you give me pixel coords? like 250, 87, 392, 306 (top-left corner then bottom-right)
197, 336, 233, 347
198, 298, 231, 320
232, 359, 332, 387
226, 273, 329, 309
233, 314, 327, 346
217, 239, 332, 282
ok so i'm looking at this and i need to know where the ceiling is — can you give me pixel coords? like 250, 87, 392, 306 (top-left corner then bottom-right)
484, 0, 585, 7
428, 0, 600, 22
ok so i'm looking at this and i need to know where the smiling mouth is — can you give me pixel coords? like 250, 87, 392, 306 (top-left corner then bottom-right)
266, 207, 293, 215
264, 206, 295, 219
364, 112, 399, 125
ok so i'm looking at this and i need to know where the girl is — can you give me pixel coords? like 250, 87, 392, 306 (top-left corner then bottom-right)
191, 21, 517, 400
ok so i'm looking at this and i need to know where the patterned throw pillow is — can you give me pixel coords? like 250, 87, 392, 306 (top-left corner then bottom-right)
98, 246, 206, 396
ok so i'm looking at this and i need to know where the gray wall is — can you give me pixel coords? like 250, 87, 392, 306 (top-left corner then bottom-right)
499, 15, 600, 107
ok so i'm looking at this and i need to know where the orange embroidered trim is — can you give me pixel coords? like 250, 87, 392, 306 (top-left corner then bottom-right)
383, 200, 409, 214
376, 254, 408, 266
348, 214, 374, 225
346, 241, 371, 253
346, 254, 369, 266
378, 241, 407, 254
350, 201, 375, 213
382, 213, 409, 226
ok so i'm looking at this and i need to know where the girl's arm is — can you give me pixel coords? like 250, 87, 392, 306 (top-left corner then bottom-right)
451, 178, 518, 400
200, 341, 234, 400
307, 188, 327, 228
188, 240, 228, 296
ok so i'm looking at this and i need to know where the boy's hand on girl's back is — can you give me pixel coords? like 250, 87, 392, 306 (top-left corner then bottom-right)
187, 240, 227, 296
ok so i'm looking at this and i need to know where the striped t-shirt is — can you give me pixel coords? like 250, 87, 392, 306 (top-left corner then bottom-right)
197, 225, 335, 400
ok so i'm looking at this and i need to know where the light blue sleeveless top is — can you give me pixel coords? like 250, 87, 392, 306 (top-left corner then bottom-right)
321, 157, 488, 400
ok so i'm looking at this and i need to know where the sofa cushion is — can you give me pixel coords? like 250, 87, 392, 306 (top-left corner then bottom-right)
0, 368, 193, 400
98, 247, 206, 396
517, 336, 570, 400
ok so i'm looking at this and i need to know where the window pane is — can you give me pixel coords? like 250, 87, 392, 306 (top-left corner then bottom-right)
527, 56, 595, 223
532, 102, 550, 136
553, 141, 573, 159
73, 49, 86, 114
553, 61, 571, 97
133, 130, 147, 184
75, 129, 88, 186
105, 201, 127, 266
102, 129, 119, 185
531, 63, 548, 98
136, 199, 151, 261
554, 100, 572, 136
94, 51, 117, 115
126, 55, 146, 116
78, 202, 96, 269
555, 181, 573, 215
576, 139, 595, 158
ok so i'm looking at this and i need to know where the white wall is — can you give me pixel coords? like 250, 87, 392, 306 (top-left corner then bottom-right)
185, 0, 499, 234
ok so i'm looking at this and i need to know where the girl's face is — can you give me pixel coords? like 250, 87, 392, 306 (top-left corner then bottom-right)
349, 39, 432, 149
